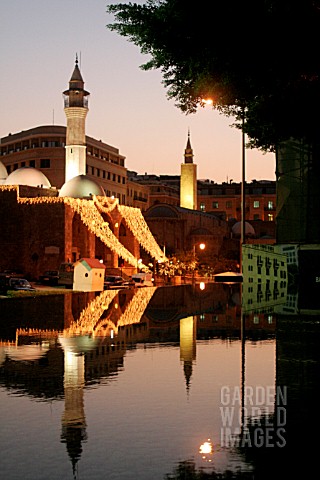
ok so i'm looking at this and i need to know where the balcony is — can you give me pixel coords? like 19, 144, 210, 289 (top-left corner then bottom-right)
133, 195, 147, 203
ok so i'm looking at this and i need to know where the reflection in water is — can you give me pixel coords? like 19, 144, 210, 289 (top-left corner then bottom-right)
58, 286, 158, 476
0, 282, 318, 479
61, 351, 87, 478
199, 439, 213, 462
180, 317, 196, 394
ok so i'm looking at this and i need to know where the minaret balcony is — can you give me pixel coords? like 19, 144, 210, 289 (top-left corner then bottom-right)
64, 96, 88, 109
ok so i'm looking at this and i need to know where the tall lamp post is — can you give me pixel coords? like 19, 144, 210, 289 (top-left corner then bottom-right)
240, 108, 246, 275
192, 242, 206, 282
202, 98, 245, 276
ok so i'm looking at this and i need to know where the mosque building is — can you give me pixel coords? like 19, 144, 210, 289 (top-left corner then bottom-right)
0, 58, 166, 280
0, 57, 274, 280
0, 57, 127, 201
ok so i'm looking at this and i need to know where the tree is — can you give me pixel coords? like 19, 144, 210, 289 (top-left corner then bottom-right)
107, 0, 320, 151
107, 1, 320, 244
158, 251, 198, 279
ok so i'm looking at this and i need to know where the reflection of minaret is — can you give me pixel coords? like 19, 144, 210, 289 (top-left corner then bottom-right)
179, 316, 197, 394
60, 348, 87, 479
180, 130, 197, 210
63, 54, 90, 183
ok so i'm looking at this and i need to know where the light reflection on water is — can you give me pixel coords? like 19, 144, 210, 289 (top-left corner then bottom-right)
0, 283, 318, 479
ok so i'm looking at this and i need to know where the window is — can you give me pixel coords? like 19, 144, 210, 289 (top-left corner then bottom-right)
29, 160, 35, 167
254, 214, 260, 220
253, 200, 260, 208
226, 201, 232, 208
200, 202, 205, 211
268, 213, 274, 221
267, 200, 274, 210
40, 158, 50, 168
212, 201, 219, 209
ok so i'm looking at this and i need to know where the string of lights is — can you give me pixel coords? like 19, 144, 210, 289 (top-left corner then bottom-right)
1, 186, 165, 268
64, 197, 147, 268
116, 286, 157, 329
118, 205, 167, 262
93, 195, 119, 213
65, 289, 119, 336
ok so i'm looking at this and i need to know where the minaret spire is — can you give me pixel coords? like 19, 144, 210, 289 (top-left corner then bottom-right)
184, 128, 194, 164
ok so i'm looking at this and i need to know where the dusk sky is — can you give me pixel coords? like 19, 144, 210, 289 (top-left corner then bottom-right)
1, 0, 276, 183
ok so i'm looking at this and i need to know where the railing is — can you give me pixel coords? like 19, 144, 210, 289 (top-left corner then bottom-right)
64, 96, 88, 108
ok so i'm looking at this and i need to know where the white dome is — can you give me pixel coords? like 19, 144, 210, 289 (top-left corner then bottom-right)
59, 174, 105, 198
5, 344, 50, 362
0, 160, 8, 184
4, 166, 51, 188
232, 221, 255, 236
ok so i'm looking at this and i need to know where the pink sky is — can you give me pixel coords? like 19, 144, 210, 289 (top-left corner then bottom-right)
0, 0, 276, 183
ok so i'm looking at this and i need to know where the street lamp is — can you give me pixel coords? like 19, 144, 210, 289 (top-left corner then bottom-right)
192, 243, 206, 282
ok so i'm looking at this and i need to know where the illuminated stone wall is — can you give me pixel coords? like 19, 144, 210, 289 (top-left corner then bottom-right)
0, 187, 140, 280
144, 204, 227, 256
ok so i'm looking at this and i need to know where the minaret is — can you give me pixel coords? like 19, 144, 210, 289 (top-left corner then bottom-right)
180, 130, 197, 209
63, 55, 90, 183
60, 346, 87, 478
180, 316, 197, 395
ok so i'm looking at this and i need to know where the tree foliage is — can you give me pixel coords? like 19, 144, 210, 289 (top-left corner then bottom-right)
107, 1, 320, 151
158, 251, 198, 278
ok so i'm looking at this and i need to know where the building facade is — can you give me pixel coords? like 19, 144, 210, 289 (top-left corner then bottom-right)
0, 127, 128, 204
0, 58, 127, 204
197, 179, 276, 222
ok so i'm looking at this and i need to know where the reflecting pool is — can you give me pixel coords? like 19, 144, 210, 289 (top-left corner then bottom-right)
0, 283, 318, 479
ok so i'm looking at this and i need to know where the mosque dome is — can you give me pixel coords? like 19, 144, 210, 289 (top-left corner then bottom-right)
59, 174, 105, 198
0, 160, 8, 184
231, 221, 255, 237
58, 334, 99, 354
4, 166, 51, 188
5, 344, 50, 362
